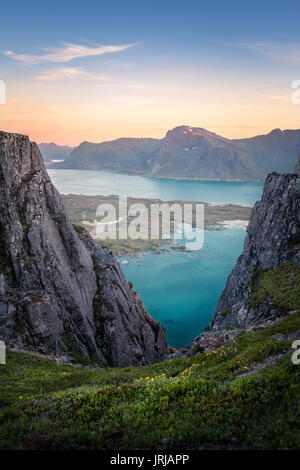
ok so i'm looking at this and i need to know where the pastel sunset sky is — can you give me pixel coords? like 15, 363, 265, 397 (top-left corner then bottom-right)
1, 0, 300, 145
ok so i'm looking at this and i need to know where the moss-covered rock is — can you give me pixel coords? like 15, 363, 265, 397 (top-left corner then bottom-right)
249, 262, 300, 312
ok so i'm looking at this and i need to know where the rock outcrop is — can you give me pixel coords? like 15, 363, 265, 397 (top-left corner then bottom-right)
183, 170, 300, 356
209, 172, 300, 331
295, 154, 300, 176
0, 131, 167, 366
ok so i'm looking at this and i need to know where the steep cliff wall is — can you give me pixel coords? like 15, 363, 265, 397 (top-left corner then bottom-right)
0, 131, 167, 366
295, 154, 300, 176
209, 172, 300, 331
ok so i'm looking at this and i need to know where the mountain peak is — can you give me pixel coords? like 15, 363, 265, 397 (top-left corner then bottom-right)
53, 126, 300, 181
268, 128, 283, 136
166, 125, 212, 136
164, 126, 221, 144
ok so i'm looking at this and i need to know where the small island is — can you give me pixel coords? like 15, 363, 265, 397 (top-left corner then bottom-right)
62, 194, 252, 256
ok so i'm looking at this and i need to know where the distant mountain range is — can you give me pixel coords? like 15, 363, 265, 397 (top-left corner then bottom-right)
50, 126, 300, 181
38, 143, 75, 161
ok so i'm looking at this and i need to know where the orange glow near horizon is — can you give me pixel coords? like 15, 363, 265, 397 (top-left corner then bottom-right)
0, 74, 299, 145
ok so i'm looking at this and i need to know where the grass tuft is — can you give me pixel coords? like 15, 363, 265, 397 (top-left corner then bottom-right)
249, 262, 300, 312
0, 311, 299, 450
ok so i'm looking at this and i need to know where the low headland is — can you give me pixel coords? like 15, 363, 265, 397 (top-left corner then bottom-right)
62, 194, 251, 256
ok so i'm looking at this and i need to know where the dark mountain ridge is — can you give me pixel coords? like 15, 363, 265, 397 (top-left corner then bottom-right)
53, 125, 300, 181
232, 128, 300, 175
38, 142, 75, 161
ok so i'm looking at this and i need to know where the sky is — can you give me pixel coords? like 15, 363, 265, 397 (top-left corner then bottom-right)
0, 0, 300, 145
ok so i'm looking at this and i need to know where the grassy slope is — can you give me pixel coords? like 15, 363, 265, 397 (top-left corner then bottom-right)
0, 311, 299, 450
250, 262, 300, 312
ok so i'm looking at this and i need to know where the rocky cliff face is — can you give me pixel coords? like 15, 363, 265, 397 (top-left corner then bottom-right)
209, 172, 300, 331
295, 154, 300, 176
184, 170, 300, 356
0, 131, 167, 366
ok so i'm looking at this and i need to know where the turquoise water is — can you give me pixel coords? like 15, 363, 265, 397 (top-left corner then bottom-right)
48, 169, 263, 206
119, 228, 246, 348
47, 169, 259, 347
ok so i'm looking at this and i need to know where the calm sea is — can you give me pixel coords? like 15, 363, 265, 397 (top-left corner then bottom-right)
48, 169, 263, 206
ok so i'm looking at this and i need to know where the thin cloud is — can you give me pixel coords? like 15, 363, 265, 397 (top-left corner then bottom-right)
4, 42, 139, 64
239, 41, 300, 64
35, 67, 107, 81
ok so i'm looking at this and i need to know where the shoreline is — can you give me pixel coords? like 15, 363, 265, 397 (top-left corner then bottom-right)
47, 165, 264, 184
101, 223, 248, 259
63, 192, 253, 208
62, 193, 252, 257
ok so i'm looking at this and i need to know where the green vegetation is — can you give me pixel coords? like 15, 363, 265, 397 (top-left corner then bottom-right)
250, 262, 300, 312
99, 237, 169, 257
0, 311, 299, 450
72, 223, 84, 234
220, 309, 229, 317
26, 255, 35, 267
